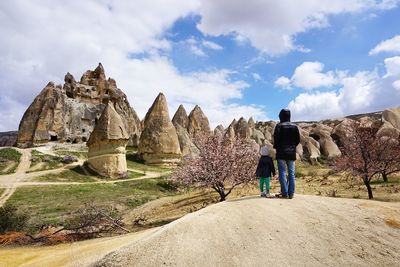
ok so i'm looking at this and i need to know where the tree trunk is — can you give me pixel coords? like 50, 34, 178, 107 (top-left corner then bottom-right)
364, 177, 373, 199
382, 173, 388, 183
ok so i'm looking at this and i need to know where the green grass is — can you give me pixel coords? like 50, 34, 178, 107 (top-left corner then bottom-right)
0, 148, 22, 174
33, 166, 98, 183
28, 150, 66, 172
33, 166, 145, 183
6, 177, 180, 226
0, 188, 4, 196
55, 150, 88, 159
126, 151, 170, 173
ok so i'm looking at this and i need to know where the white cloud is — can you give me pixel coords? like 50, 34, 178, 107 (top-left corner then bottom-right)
274, 76, 291, 89
190, 45, 207, 57
288, 59, 400, 121
369, 35, 400, 55
196, 0, 399, 55
202, 40, 223, 50
0, 0, 269, 131
275, 61, 338, 90
383, 56, 400, 76
288, 91, 343, 121
252, 73, 262, 82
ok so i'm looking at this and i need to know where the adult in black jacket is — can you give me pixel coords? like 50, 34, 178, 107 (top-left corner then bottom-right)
273, 109, 300, 199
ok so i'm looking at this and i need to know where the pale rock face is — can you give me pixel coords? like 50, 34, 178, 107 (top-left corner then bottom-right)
187, 105, 211, 138
309, 124, 341, 158
382, 108, 400, 130
332, 118, 355, 146
17, 63, 141, 148
138, 93, 181, 165
213, 125, 225, 138
235, 117, 251, 139
251, 129, 265, 145
87, 103, 129, 178
172, 105, 189, 129
248, 117, 256, 129
174, 124, 199, 157
299, 128, 321, 163
172, 105, 198, 157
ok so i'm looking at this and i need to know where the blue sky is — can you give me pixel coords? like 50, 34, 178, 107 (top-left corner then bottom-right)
1, 0, 400, 131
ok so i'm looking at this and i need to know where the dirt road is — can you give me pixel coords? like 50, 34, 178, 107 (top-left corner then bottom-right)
0, 148, 31, 206
95, 195, 400, 267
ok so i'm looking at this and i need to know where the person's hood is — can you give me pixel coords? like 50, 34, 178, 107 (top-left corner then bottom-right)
279, 109, 291, 123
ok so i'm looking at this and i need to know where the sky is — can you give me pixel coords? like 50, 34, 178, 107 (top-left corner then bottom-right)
1, 0, 400, 131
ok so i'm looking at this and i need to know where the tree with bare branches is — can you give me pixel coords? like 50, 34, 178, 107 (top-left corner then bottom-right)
172, 134, 259, 202
334, 121, 400, 199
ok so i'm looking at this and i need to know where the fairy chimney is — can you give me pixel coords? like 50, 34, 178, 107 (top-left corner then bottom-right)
87, 102, 129, 178
138, 93, 182, 165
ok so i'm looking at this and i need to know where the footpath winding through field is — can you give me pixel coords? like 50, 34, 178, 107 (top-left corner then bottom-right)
1, 195, 399, 266
0, 148, 167, 207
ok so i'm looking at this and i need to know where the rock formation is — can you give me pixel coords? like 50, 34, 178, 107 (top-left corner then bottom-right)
187, 105, 211, 138
214, 125, 225, 138
172, 105, 198, 157
0, 131, 18, 147
17, 63, 141, 148
138, 93, 181, 165
309, 124, 341, 158
172, 105, 189, 130
235, 118, 251, 139
87, 102, 129, 178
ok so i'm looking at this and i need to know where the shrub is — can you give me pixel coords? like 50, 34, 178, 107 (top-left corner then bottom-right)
0, 204, 29, 234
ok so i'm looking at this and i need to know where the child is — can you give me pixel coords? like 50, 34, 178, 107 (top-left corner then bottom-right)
256, 146, 276, 198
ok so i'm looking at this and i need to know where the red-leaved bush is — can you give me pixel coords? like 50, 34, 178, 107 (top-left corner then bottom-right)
172, 134, 259, 201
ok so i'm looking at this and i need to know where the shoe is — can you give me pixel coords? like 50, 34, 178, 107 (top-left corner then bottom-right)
261, 192, 266, 197
275, 193, 288, 198
289, 195, 294, 199
265, 193, 275, 198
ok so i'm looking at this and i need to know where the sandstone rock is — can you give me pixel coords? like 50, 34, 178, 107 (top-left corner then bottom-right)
214, 125, 225, 138
332, 118, 354, 146
382, 107, 400, 130
0, 131, 18, 147
87, 103, 129, 178
187, 105, 211, 138
172, 105, 189, 129
172, 105, 198, 157
377, 122, 400, 139
17, 63, 141, 148
138, 93, 181, 165
174, 124, 199, 157
299, 128, 321, 163
310, 124, 341, 158
251, 129, 265, 145
235, 117, 251, 139
248, 117, 256, 128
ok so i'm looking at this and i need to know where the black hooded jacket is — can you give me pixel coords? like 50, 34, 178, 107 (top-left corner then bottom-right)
273, 109, 300, 160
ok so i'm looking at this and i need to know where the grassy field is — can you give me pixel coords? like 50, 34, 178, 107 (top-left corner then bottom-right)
55, 150, 88, 159
6, 177, 180, 227
126, 151, 170, 173
33, 166, 145, 183
28, 150, 66, 172
0, 148, 21, 175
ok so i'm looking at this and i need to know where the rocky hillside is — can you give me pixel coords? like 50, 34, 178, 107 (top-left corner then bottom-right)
16, 63, 141, 148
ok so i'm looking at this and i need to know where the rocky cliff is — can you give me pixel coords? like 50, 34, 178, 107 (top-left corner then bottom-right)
16, 63, 141, 148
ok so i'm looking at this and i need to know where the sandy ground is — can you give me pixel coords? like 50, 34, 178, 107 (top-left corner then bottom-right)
0, 228, 159, 267
95, 195, 400, 267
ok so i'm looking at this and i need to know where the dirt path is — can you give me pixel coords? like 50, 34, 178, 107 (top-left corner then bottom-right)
0, 148, 31, 206
94, 195, 400, 267
0, 148, 166, 202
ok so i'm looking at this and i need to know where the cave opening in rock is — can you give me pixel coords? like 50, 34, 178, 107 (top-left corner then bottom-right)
50, 135, 58, 141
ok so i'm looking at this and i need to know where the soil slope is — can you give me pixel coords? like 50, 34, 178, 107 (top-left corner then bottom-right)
96, 195, 400, 267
